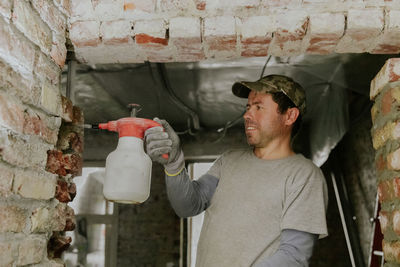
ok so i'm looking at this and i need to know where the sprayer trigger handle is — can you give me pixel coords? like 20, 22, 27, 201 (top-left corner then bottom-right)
162, 153, 169, 160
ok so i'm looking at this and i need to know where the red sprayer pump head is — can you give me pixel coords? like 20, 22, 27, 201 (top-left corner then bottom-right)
99, 117, 168, 159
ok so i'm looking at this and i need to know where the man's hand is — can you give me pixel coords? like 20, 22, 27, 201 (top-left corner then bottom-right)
145, 118, 182, 167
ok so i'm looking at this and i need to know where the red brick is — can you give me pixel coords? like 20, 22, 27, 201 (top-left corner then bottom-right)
23, 109, 60, 145
382, 86, 400, 115
195, 0, 206, 10
72, 106, 84, 125
46, 150, 83, 177
48, 233, 72, 259
378, 179, 394, 202
54, 203, 75, 232
383, 240, 400, 262
376, 154, 387, 172
0, 206, 27, 233
134, 20, 168, 47
32, 0, 66, 34
12, 0, 53, 55
371, 58, 400, 100
69, 21, 101, 47
55, 179, 76, 203
57, 129, 84, 154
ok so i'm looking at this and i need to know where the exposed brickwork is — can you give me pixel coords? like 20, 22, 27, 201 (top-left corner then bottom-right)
0, 1, 78, 266
371, 58, 400, 264
68, 1, 400, 63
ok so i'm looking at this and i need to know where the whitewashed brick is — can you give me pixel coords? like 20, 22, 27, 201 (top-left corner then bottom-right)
17, 236, 46, 266
134, 19, 167, 39
262, 0, 302, 7
32, 0, 66, 34
13, 169, 57, 200
0, 130, 53, 170
100, 20, 133, 45
0, 205, 27, 232
93, 0, 124, 21
50, 33, 67, 67
40, 80, 62, 116
205, 0, 259, 10
160, 0, 196, 12
303, 13, 345, 54
170, 17, 201, 39
12, 0, 53, 55
0, 242, 14, 266
0, 60, 39, 107
123, 0, 156, 13
204, 16, 237, 58
35, 52, 61, 85
170, 17, 204, 61
74, 45, 145, 64
370, 58, 400, 99
240, 16, 274, 57
0, 162, 14, 197
69, 21, 101, 47
70, 0, 95, 20
0, 0, 12, 19
0, 18, 36, 76
372, 10, 400, 54
336, 9, 384, 53
269, 11, 308, 56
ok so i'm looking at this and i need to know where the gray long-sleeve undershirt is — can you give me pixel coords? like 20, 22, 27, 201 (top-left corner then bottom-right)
165, 168, 318, 266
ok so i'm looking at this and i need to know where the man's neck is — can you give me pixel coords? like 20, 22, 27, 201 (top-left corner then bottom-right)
253, 138, 294, 160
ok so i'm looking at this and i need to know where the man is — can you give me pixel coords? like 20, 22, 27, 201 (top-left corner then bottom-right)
145, 75, 328, 267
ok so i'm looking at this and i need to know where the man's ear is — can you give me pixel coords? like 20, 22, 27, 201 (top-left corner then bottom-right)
285, 107, 300, 126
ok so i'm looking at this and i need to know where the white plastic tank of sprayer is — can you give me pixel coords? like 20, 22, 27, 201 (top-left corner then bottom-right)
103, 136, 152, 204
99, 117, 167, 204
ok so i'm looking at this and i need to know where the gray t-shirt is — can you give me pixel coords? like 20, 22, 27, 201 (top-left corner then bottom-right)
195, 149, 328, 267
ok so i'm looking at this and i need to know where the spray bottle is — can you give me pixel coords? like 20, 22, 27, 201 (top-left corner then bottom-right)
93, 104, 168, 204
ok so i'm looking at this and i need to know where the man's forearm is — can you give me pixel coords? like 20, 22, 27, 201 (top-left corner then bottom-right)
165, 170, 218, 218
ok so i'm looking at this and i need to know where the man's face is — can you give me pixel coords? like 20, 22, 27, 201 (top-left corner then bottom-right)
243, 90, 286, 147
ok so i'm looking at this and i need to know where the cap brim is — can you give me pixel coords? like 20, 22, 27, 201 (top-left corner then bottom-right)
232, 81, 265, 98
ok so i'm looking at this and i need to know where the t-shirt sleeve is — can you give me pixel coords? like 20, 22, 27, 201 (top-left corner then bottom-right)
281, 165, 328, 238
206, 154, 223, 179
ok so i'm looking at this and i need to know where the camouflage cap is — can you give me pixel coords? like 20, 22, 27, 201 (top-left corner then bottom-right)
232, 74, 306, 115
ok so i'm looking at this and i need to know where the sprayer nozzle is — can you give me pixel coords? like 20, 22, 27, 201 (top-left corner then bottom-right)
84, 124, 99, 129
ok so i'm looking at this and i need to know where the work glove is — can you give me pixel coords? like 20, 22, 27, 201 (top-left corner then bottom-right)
144, 118, 184, 175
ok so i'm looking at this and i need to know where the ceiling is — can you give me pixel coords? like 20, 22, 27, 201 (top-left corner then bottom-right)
63, 53, 395, 166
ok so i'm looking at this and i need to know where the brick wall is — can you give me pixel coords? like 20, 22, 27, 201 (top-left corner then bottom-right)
67, 0, 400, 64
0, 1, 83, 266
371, 58, 400, 264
